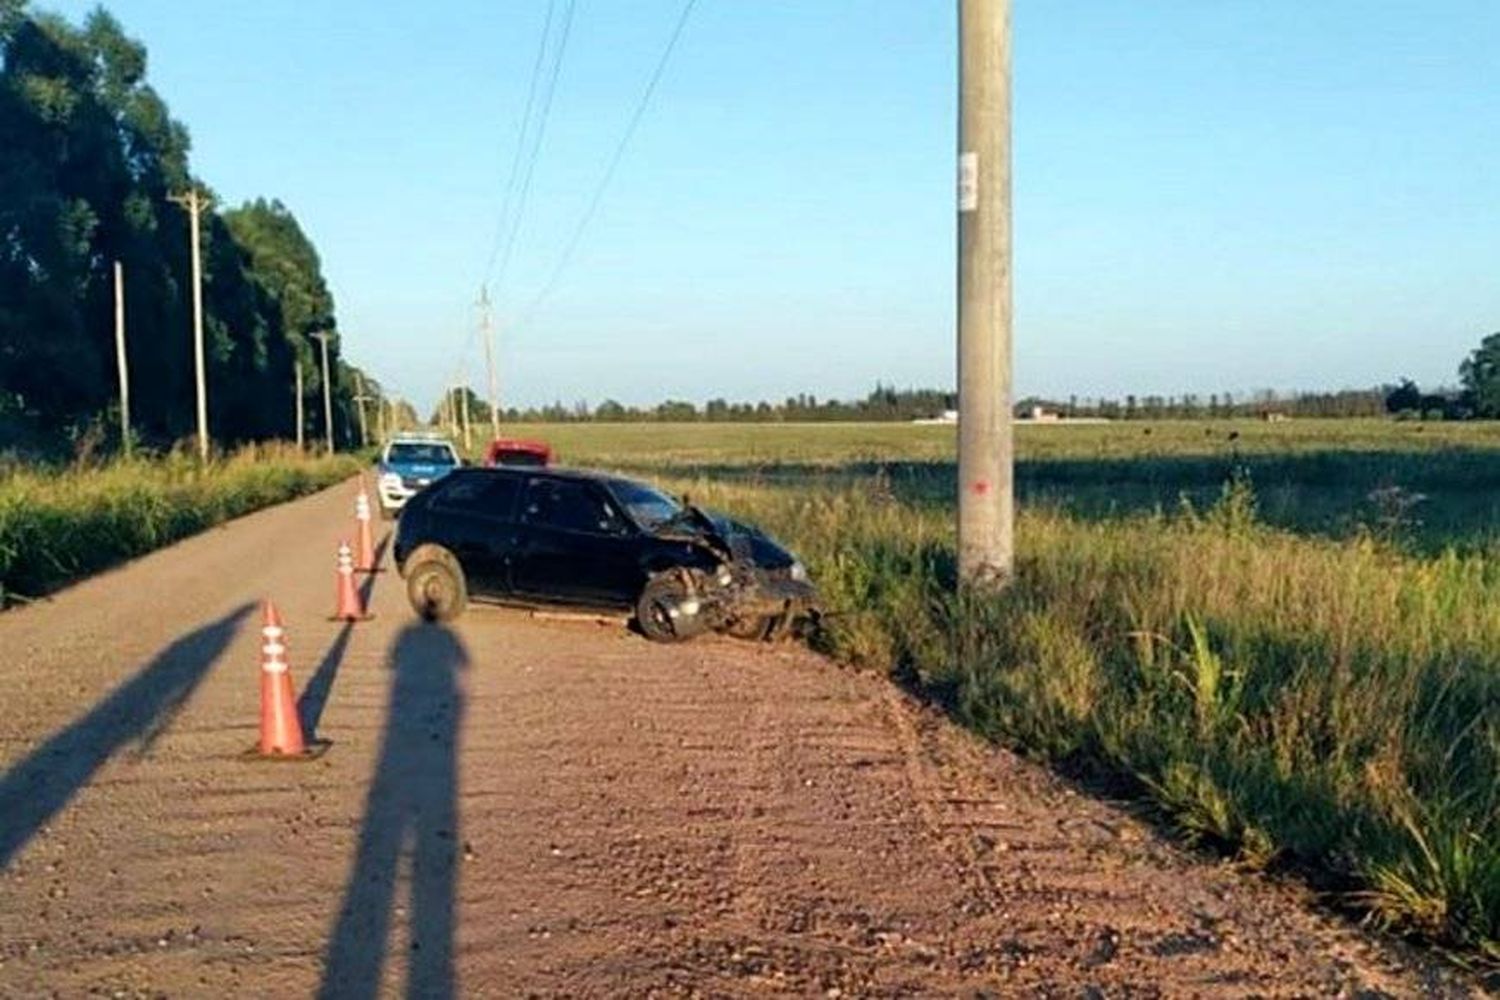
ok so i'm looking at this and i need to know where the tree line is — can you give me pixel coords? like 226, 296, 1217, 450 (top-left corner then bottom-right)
1385, 332, 1500, 420
0, 2, 385, 460
442, 383, 1436, 425
465, 332, 1500, 426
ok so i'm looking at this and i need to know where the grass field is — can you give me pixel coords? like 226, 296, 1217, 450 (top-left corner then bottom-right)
499, 419, 1500, 556
0, 445, 362, 605
491, 419, 1499, 957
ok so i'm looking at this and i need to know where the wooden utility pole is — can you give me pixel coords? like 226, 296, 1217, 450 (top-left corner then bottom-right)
169, 188, 212, 462
352, 373, 371, 449
112, 261, 132, 456
457, 382, 472, 453
294, 360, 305, 451
957, 0, 1013, 584
312, 331, 335, 453
479, 287, 500, 439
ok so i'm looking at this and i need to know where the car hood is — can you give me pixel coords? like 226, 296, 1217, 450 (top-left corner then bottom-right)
653, 506, 796, 569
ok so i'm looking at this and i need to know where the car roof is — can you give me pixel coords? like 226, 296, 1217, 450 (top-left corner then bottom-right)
451, 465, 623, 486
389, 434, 455, 443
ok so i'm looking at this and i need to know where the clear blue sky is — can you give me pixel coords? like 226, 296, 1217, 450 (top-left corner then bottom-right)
46, 0, 1500, 412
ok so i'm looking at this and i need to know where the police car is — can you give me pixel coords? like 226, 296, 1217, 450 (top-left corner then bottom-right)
376, 433, 463, 519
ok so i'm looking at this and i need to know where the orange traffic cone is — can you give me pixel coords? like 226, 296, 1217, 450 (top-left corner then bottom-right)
331, 541, 373, 622
257, 601, 306, 756
355, 488, 378, 573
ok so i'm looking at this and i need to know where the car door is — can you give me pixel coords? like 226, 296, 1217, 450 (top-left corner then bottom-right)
427, 473, 522, 596
511, 478, 642, 606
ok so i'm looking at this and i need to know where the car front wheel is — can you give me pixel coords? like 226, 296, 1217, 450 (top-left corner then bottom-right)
405, 544, 468, 622
635, 573, 705, 643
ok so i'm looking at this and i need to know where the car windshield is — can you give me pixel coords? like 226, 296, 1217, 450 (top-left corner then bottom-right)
609, 479, 684, 530
386, 442, 457, 465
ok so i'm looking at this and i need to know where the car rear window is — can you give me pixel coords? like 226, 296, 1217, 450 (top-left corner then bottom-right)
491, 448, 548, 468
433, 474, 520, 518
387, 442, 457, 465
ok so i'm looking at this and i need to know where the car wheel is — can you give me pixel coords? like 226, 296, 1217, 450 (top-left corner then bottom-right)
405, 544, 468, 622
635, 574, 701, 643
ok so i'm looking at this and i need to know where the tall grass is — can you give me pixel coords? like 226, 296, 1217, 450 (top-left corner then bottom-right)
657, 472, 1499, 958
0, 444, 362, 604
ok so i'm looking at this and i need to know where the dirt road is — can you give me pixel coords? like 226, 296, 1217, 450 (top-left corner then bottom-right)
0, 481, 1478, 997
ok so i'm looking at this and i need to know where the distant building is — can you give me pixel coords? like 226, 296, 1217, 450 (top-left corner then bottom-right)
912, 409, 959, 425
1025, 405, 1060, 423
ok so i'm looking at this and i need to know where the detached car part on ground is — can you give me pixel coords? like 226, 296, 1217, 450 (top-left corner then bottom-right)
392, 467, 818, 643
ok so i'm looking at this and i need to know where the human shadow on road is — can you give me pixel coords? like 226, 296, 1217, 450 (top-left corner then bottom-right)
319, 620, 467, 1000
298, 536, 390, 739
0, 603, 254, 867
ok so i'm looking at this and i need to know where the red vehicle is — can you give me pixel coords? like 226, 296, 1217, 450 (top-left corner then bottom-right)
483, 438, 552, 468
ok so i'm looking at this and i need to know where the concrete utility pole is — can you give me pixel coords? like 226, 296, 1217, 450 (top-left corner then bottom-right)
479, 287, 500, 439
294, 360, 305, 452
957, 0, 1014, 584
312, 331, 335, 453
112, 261, 131, 456
169, 188, 212, 462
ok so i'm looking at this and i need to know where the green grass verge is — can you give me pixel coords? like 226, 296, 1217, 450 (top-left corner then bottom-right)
646, 470, 1498, 961
0, 445, 363, 604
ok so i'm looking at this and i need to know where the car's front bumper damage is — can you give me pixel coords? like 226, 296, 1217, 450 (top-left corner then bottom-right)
729, 572, 819, 637
680, 563, 820, 641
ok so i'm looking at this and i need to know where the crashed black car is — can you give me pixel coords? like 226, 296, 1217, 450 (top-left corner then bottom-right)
392, 466, 818, 642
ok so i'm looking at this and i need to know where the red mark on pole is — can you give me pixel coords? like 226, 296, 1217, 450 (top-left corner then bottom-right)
970, 480, 991, 496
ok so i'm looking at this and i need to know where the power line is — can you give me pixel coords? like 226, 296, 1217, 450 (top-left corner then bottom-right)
489, 0, 578, 300
479, 0, 560, 285
513, 0, 699, 328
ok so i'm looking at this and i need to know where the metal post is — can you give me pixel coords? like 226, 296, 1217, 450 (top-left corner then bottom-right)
957, 0, 1013, 584
112, 261, 131, 456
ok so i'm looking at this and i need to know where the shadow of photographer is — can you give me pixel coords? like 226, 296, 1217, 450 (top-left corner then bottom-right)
319, 619, 468, 999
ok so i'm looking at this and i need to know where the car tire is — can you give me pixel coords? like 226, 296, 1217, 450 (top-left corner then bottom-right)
405, 544, 468, 622
635, 574, 699, 644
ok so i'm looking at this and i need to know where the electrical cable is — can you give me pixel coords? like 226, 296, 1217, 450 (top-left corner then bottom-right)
479, 0, 560, 287
512, 0, 698, 329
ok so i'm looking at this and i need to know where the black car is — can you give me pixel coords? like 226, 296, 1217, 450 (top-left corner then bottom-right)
393, 466, 818, 642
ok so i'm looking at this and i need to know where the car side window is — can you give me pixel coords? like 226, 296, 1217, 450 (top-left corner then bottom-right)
522, 480, 620, 534
433, 475, 520, 519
